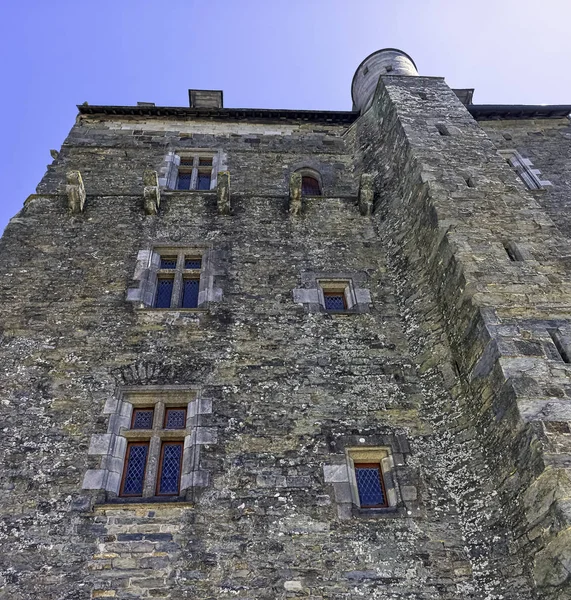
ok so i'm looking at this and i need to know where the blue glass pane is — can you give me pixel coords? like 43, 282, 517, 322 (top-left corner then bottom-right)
165, 408, 186, 429
177, 172, 192, 190
122, 445, 148, 496
132, 409, 153, 429
182, 279, 199, 309
356, 466, 386, 507
184, 258, 202, 270
158, 444, 182, 495
155, 279, 173, 308
197, 173, 211, 190
324, 295, 345, 311
160, 257, 177, 269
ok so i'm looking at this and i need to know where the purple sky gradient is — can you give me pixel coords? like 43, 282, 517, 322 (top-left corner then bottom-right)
1, 0, 570, 233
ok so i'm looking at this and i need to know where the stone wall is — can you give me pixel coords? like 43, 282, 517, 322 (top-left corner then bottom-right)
1, 76, 570, 599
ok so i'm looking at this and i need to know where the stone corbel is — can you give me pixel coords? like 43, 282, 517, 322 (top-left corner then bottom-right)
289, 172, 302, 216
217, 171, 231, 215
66, 171, 86, 214
358, 173, 374, 216
143, 170, 161, 215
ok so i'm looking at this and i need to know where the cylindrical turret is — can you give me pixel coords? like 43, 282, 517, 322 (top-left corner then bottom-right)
351, 48, 418, 113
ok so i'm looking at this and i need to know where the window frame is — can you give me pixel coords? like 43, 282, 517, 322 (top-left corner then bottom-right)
152, 248, 203, 310
175, 152, 218, 191
120, 441, 150, 498
346, 447, 395, 511
354, 462, 389, 509
318, 279, 355, 313
155, 440, 185, 496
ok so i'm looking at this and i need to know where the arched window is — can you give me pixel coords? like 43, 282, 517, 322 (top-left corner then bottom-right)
301, 176, 322, 196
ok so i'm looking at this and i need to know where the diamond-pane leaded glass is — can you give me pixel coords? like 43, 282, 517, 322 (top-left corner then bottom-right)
182, 279, 200, 309
355, 465, 386, 508
155, 278, 174, 308
160, 257, 177, 269
324, 294, 346, 311
197, 172, 211, 190
158, 443, 182, 495
121, 444, 148, 496
177, 172, 192, 190
132, 408, 154, 429
165, 408, 186, 429
184, 258, 202, 270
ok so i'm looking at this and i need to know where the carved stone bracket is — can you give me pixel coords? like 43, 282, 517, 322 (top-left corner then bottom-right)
66, 171, 86, 214
217, 171, 231, 215
143, 170, 161, 215
358, 173, 374, 216
289, 172, 302, 216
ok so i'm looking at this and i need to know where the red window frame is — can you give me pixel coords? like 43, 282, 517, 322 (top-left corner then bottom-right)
163, 407, 188, 429
131, 407, 155, 429
354, 462, 389, 508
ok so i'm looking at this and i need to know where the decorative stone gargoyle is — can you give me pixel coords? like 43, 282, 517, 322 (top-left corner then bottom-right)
66, 170, 86, 214
143, 170, 161, 215
358, 173, 374, 216
289, 172, 302, 216
217, 171, 231, 215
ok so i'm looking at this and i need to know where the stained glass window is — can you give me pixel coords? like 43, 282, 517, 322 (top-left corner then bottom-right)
184, 258, 202, 270
155, 278, 174, 308
131, 408, 154, 429
355, 463, 387, 508
157, 442, 183, 495
164, 408, 187, 429
324, 293, 346, 311
182, 278, 200, 309
302, 176, 321, 196
121, 443, 149, 496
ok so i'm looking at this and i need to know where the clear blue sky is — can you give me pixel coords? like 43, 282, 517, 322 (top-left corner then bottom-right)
1, 0, 570, 233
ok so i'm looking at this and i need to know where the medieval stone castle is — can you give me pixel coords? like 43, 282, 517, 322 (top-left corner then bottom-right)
1, 47, 571, 599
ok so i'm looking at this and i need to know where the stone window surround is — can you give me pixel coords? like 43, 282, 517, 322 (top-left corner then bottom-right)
82, 386, 215, 501
126, 245, 223, 310
498, 149, 552, 190
292, 271, 371, 314
322, 433, 417, 519
159, 149, 227, 191
295, 167, 323, 196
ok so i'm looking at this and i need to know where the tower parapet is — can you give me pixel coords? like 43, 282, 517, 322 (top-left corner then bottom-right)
351, 48, 418, 113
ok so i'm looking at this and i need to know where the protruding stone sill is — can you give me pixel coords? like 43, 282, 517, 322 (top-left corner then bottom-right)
94, 500, 194, 510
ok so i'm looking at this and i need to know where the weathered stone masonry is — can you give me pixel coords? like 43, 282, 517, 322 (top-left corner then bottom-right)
1, 47, 571, 599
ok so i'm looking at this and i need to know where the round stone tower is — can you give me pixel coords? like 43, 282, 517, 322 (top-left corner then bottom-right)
351, 48, 418, 113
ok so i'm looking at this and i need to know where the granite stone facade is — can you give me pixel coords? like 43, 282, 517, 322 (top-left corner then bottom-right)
1, 48, 571, 599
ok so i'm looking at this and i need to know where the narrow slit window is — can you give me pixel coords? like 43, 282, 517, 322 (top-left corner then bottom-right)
164, 407, 187, 429
355, 463, 388, 508
131, 408, 154, 430
120, 442, 149, 497
503, 241, 522, 262
156, 441, 183, 496
548, 329, 571, 364
182, 278, 200, 309
155, 278, 174, 308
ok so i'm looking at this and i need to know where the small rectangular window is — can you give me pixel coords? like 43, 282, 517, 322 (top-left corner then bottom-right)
156, 441, 183, 496
199, 157, 213, 166
184, 257, 202, 270
121, 442, 149, 497
182, 278, 200, 308
324, 292, 347, 311
131, 408, 154, 429
160, 257, 178, 269
164, 407, 187, 429
355, 463, 388, 508
155, 278, 174, 308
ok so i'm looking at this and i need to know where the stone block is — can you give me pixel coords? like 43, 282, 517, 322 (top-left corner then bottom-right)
82, 469, 107, 490
88, 434, 114, 455
323, 464, 349, 483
